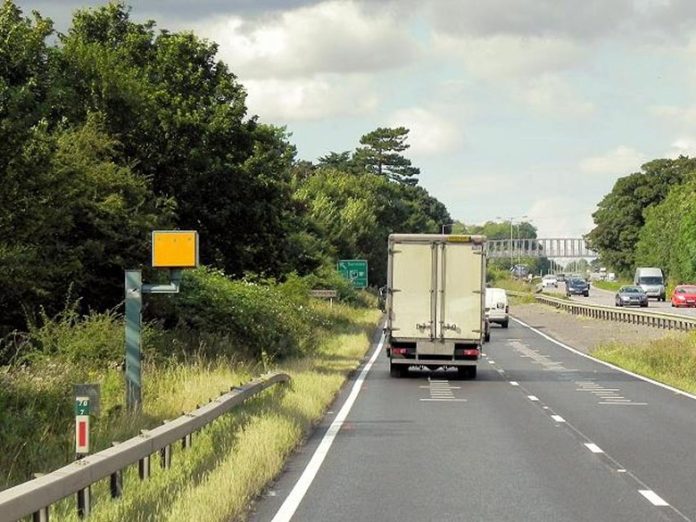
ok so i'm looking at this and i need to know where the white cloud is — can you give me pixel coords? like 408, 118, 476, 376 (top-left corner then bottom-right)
579, 146, 646, 175
433, 34, 587, 79
527, 197, 595, 237
667, 137, 696, 157
518, 75, 595, 116
651, 104, 696, 126
244, 76, 378, 121
387, 107, 463, 156
198, 1, 418, 79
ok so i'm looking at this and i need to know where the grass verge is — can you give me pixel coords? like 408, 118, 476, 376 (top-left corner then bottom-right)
42, 305, 380, 521
592, 280, 628, 292
592, 331, 696, 394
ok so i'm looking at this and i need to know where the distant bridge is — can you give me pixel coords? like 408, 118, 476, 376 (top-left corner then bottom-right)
485, 238, 596, 259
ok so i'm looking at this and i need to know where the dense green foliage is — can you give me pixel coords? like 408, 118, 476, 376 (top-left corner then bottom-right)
587, 157, 696, 276
634, 178, 696, 284
296, 169, 450, 284
0, 1, 450, 337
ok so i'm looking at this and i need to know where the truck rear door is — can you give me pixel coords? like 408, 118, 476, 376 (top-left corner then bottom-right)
389, 241, 434, 339
437, 240, 484, 340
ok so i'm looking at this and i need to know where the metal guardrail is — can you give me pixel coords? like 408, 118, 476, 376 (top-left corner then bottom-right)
508, 290, 696, 331
0, 372, 290, 521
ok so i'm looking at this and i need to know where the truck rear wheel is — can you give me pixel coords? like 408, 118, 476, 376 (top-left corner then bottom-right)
458, 366, 477, 380
390, 362, 408, 378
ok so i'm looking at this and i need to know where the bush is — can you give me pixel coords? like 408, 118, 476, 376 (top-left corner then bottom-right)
170, 267, 319, 360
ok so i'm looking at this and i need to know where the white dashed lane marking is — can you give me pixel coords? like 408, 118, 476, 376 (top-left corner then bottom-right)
584, 443, 604, 454
639, 490, 670, 507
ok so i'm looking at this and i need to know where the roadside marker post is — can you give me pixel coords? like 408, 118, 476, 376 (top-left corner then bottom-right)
75, 396, 90, 456
125, 231, 199, 412
74, 396, 91, 518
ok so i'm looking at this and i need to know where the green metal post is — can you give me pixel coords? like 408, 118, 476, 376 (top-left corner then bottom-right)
125, 270, 142, 411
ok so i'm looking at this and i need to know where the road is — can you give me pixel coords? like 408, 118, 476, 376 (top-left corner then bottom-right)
549, 283, 696, 318
251, 320, 696, 522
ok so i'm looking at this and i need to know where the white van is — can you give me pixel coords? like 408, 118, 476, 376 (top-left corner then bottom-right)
634, 267, 665, 301
485, 288, 509, 328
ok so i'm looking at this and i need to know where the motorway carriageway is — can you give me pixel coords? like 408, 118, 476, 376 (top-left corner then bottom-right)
558, 284, 696, 318
251, 320, 696, 522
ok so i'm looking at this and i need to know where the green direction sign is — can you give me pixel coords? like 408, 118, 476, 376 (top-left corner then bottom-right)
337, 259, 368, 289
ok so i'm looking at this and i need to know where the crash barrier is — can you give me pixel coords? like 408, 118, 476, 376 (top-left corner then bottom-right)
0, 372, 290, 521
507, 291, 696, 331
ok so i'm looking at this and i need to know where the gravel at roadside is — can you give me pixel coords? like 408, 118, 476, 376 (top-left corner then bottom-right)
508, 302, 676, 354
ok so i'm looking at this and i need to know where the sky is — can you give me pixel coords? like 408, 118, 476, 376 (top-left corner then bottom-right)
16, 0, 696, 237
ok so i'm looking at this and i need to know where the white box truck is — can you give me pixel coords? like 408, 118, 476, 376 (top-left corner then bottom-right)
385, 233, 488, 379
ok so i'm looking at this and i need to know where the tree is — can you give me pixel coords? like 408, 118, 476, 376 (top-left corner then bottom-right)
57, 3, 306, 279
635, 177, 696, 283
586, 157, 696, 276
295, 169, 450, 285
354, 127, 420, 185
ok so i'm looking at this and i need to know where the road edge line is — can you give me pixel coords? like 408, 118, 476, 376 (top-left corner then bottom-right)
511, 316, 696, 401
270, 332, 385, 522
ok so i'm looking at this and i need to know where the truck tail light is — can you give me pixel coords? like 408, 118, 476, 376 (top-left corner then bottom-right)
392, 348, 409, 356
462, 348, 479, 357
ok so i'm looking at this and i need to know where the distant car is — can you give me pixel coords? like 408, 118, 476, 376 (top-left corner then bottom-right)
615, 286, 648, 307
671, 285, 696, 308
511, 264, 529, 279
566, 278, 589, 297
556, 273, 566, 283
485, 288, 509, 328
541, 274, 558, 288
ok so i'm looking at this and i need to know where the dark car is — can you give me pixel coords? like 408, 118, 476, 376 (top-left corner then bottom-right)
566, 277, 589, 297
615, 286, 648, 307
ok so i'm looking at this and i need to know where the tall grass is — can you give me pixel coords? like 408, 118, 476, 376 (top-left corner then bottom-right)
592, 331, 696, 393
0, 267, 376, 490
46, 306, 379, 522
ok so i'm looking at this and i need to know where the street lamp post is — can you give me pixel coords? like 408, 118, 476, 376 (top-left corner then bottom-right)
497, 215, 528, 270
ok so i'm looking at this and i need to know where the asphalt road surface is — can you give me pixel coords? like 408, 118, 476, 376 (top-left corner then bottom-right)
251, 320, 696, 522
550, 284, 696, 318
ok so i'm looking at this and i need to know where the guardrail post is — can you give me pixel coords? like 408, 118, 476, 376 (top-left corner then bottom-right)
32, 508, 49, 522
76, 486, 90, 518
32, 474, 49, 522
139, 455, 150, 480
182, 433, 192, 450
160, 445, 172, 469
160, 420, 172, 468
110, 443, 123, 499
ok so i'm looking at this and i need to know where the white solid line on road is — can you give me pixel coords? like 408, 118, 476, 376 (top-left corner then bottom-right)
509, 381, 519, 386
639, 490, 669, 507
528, 395, 539, 401
271, 333, 384, 522
512, 317, 696, 401
584, 443, 604, 454
551, 415, 566, 423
